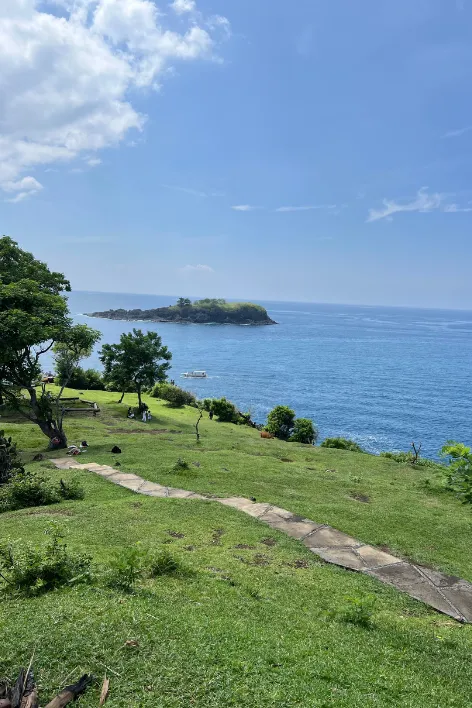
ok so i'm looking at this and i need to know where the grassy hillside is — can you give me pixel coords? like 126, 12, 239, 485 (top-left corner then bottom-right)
1, 388, 472, 706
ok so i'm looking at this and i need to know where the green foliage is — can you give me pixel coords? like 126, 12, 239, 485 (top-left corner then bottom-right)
380, 451, 440, 468
100, 328, 171, 409
107, 545, 147, 592
290, 418, 318, 445
177, 297, 192, 307
148, 549, 182, 577
441, 441, 472, 504
266, 405, 295, 441
0, 523, 91, 594
0, 470, 59, 512
332, 595, 376, 628
152, 383, 197, 408
322, 437, 366, 453
210, 397, 241, 423
0, 237, 100, 447
56, 363, 105, 390
58, 477, 85, 501
173, 458, 190, 471
0, 431, 24, 485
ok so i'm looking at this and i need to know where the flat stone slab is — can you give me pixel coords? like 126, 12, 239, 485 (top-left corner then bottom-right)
303, 526, 360, 549
356, 545, 402, 569
217, 498, 271, 518
314, 547, 367, 571
50, 458, 472, 623
138, 481, 168, 496
367, 563, 463, 620
167, 488, 197, 499
259, 510, 321, 539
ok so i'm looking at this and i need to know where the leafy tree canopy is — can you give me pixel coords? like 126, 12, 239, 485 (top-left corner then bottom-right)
99, 328, 171, 410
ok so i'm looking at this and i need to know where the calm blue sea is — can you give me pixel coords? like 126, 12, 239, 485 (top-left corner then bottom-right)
65, 291, 472, 458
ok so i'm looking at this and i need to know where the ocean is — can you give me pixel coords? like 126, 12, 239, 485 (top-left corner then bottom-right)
65, 291, 472, 458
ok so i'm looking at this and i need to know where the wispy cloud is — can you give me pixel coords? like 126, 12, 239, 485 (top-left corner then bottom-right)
367, 187, 472, 222
443, 125, 472, 138
162, 184, 224, 198
171, 0, 196, 14
4, 176, 43, 203
180, 264, 214, 274
275, 204, 337, 213
231, 204, 260, 211
86, 158, 102, 167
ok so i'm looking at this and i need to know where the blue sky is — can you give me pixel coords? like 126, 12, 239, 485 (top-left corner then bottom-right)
2, 0, 472, 308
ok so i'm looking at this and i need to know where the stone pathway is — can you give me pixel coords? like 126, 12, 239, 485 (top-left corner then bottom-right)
52, 458, 472, 624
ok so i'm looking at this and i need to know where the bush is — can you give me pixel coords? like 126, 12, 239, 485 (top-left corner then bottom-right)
148, 549, 183, 577
107, 545, 147, 592
58, 478, 85, 501
380, 451, 440, 468
0, 471, 59, 512
56, 363, 105, 390
0, 523, 91, 594
266, 405, 295, 441
333, 595, 376, 628
322, 437, 365, 453
0, 431, 24, 485
173, 458, 189, 472
290, 418, 318, 445
152, 383, 197, 408
441, 441, 472, 504
211, 397, 241, 423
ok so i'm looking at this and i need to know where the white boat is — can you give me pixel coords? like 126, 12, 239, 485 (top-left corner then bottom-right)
181, 370, 207, 378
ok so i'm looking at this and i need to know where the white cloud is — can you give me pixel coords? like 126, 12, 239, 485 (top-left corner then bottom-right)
276, 204, 337, 212
171, 0, 196, 14
367, 187, 472, 222
443, 125, 472, 138
86, 158, 102, 167
4, 176, 43, 203
162, 184, 224, 198
231, 204, 260, 211
180, 264, 214, 274
0, 1, 230, 198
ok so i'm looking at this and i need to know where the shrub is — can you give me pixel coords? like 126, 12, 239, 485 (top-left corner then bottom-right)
0, 471, 59, 512
290, 418, 318, 445
322, 437, 365, 453
0, 523, 91, 594
107, 545, 147, 592
211, 397, 240, 422
173, 458, 189, 472
333, 595, 376, 628
58, 478, 85, 501
380, 451, 440, 468
148, 549, 182, 577
266, 405, 295, 441
152, 383, 196, 408
0, 431, 24, 485
441, 441, 472, 504
56, 363, 105, 390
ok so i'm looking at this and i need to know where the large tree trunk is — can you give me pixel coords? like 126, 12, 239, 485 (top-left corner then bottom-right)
28, 388, 68, 449
37, 420, 68, 449
118, 391, 125, 403
137, 385, 142, 411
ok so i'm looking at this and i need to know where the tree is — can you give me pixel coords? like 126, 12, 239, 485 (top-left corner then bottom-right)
441, 441, 472, 504
290, 418, 318, 445
266, 405, 295, 440
99, 329, 171, 410
0, 237, 100, 448
177, 297, 191, 307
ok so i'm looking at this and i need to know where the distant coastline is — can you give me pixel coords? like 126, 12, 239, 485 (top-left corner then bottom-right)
86, 298, 277, 326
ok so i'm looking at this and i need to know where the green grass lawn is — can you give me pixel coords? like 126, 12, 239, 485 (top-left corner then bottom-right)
1, 388, 472, 706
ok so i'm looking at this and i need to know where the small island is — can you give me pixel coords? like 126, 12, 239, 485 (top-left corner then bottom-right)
87, 298, 277, 326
